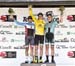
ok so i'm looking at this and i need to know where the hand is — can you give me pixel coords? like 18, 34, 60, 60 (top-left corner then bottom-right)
28, 5, 32, 10
13, 18, 16, 22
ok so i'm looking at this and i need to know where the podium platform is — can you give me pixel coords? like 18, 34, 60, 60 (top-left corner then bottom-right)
21, 63, 56, 66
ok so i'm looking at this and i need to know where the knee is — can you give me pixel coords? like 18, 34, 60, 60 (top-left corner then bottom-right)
46, 45, 49, 48
40, 45, 43, 49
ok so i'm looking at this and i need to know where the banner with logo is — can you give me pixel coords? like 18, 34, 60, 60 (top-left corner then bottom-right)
0, 8, 75, 66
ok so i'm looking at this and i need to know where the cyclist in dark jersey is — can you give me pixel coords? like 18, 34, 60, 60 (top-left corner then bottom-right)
14, 16, 34, 63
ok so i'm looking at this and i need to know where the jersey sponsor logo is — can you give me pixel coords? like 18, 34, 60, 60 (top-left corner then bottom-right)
38, 24, 42, 27
26, 24, 34, 29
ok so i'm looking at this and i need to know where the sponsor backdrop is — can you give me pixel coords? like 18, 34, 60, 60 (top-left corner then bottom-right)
0, 8, 75, 66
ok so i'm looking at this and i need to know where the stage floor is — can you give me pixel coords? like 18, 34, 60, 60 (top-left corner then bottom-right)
21, 63, 56, 66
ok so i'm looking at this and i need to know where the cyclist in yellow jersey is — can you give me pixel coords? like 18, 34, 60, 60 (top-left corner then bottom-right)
29, 5, 45, 63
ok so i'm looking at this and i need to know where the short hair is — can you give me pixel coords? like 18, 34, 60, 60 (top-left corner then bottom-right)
46, 11, 53, 17
47, 14, 52, 17
37, 12, 43, 16
28, 16, 32, 19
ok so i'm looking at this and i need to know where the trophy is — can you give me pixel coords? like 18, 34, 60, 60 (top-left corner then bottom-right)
59, 6, 65, 22
8, 8, 15, 21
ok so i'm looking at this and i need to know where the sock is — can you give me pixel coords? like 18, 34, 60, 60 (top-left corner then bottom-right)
25, 56, 28, 62
29, 56, 33, 62
34, 56, 38, 63
51, 55, 54, 61
25, 56, 28, 59
46, 55, 49, 61
35, 56, 38, 60
40, 56, 42, 60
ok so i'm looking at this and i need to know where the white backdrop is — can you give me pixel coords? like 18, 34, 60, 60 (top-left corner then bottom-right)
0, 7, 75, 66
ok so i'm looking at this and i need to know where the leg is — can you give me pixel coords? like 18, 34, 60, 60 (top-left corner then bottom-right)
33, 45, 38, 63
50, 33, 55, 63
45, 44, 49, 56
35, 45, 38, 56
44, 44, 49, 63
51, 44, 55, 63
51, 45, 54, 56
30, 45, 33, 57
25, 46, 29, 63
28, 45, 34, 63
38, 35, 44, 63
25, 37, 29, 63
38, 44, 43, 63
25, 37, 29, 56
25, 47, 29, 56
33, 35, 39, 63
29, 37, 34, 63
44, 33, 50, 63
40, 44, 43, 57
45, 33, 50, 56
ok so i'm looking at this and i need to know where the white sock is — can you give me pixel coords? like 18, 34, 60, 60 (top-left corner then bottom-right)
25, 56, 28, 61
28, 56, 33, 62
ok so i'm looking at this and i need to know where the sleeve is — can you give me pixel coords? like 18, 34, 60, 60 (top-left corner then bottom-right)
55, 21, 58, 25
29, 7, 37, 23
53, 18, 59, 24
14, 20, 27, 26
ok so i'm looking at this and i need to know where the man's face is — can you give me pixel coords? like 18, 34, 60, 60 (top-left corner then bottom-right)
47, 15, 53, 22
28, 19, 33, 22
38, 15, 43, 20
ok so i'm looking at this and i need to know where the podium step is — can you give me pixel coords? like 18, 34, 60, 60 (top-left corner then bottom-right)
21, 63, 56, 66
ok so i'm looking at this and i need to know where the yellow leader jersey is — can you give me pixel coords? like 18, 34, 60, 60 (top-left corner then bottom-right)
29, 8, 45, 35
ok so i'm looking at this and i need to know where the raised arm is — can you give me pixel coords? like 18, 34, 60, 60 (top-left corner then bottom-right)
54, 15, 63, 23
29, 5, 37, 22
14, 20, 27, 26
59, 15, 63, 23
